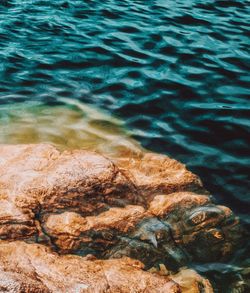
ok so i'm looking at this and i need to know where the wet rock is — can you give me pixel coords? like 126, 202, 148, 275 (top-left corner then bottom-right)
0, 144, 243, 292
170, 268, 213, 293
43, 192, 241, 269
0, 241, 180, 293
0, 240, 215, 293
148, 193, 242, 264
113, 152, 205, 201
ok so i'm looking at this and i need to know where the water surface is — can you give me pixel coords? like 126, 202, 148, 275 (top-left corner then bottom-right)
0, 98, 142, 156
0, 0, 249, 291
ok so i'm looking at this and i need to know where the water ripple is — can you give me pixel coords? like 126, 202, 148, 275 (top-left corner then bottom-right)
0, 0, 249, 290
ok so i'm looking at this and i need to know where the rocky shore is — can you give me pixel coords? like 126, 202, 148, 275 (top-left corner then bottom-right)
0, 144, 242, 292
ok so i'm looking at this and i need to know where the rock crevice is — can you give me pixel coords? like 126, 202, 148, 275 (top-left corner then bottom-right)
0, 144, 242, 292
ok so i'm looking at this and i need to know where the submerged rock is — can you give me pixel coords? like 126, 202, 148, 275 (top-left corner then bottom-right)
0, 144, 242, 292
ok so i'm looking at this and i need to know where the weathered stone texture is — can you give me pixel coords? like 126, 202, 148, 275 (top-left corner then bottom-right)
0, 144, 242, 292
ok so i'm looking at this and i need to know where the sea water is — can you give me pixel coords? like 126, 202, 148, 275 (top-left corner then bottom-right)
0, 1, 249, 291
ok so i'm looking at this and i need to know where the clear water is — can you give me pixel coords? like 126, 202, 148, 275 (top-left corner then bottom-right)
0, 98, 143, 155
0, 0, 249, 291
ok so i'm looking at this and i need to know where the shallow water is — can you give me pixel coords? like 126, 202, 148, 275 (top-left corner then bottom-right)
0, 98, 142, 156
0, 0, 249, 291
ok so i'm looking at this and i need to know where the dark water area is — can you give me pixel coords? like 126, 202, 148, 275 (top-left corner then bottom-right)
0, 0, 249, 291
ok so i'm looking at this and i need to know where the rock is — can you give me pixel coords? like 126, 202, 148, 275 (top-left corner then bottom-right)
0, 240, 216, 293
43, 192, 241, 269
0, 241, 180, 293
0, 144, 243, 292
170, 268, 214, 293
113, 152, 205, 201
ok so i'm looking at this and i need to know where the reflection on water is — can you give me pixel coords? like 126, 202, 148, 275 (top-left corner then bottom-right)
0, 0, 249, 291
0, 98, 142, 156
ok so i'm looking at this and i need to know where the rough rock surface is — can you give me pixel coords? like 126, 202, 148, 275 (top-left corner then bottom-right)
0, 144, 242, 292
0, 241, 181, 293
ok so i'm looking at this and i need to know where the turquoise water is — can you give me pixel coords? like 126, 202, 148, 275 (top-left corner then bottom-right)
0, 0, 249, 291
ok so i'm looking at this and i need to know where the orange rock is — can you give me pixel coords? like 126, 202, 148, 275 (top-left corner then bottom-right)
0, 144, 243, 292
0, 240, 218, 293
0, 241, 181, 293
113, 152, 205, 202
